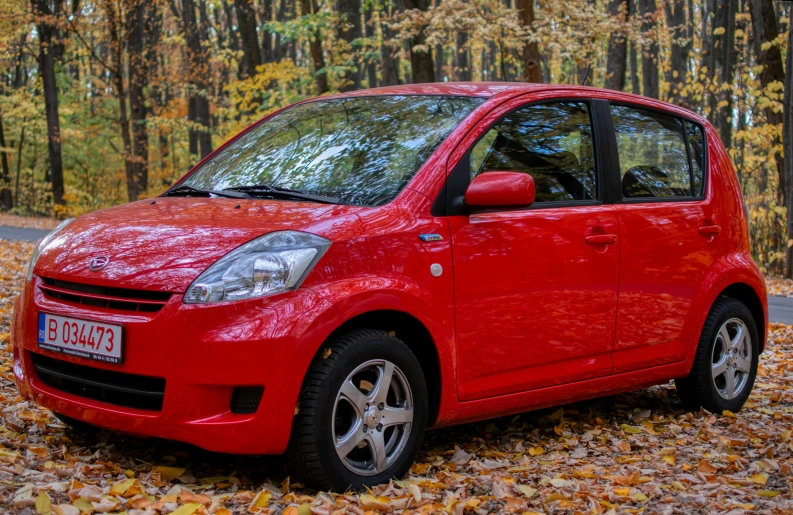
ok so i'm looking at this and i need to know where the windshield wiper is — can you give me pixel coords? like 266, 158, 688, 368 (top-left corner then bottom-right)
163, 184, 251, 199
224, 184, 340, 204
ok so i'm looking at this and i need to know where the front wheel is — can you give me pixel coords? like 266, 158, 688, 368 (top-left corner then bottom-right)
288, 329, 428, 491
675, 297, 759, 413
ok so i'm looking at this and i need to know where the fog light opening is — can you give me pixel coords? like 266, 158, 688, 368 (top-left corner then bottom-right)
231, 386, 264, 414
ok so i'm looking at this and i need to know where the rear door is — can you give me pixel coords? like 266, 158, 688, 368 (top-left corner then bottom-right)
449, 98, 620, 401
605, 103, 719, 373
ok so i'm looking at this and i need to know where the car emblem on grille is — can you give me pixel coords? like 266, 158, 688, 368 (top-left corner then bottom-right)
88, 256, 110, 271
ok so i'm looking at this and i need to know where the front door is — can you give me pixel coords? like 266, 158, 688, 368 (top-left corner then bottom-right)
449, 100, 619, 401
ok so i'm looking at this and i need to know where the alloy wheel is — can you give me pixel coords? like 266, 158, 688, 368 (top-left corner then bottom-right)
332, 359, 414, 476
711, 318, 752, 400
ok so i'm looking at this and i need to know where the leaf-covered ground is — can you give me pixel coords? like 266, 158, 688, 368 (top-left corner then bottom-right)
766, 275, 793, 298
1, 238, 792, 515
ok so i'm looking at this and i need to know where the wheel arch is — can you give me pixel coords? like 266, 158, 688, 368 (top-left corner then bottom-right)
716, 282, 766, 351
322, 310, 443, 426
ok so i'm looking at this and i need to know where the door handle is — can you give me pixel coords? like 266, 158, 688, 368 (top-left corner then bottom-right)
698, 224, 721, 235
585, 234, 617, 245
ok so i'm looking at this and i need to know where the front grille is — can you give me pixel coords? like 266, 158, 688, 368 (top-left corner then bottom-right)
231, 386, 264, 414
32, 353, 166, 411
39, 278, 171, 312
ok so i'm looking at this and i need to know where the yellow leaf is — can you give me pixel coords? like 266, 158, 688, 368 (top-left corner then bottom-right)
169, 503, 201, 515
297, 503, 313, 515
215, 509, 233, 515
751, 473, 768, 484
614, 487, 630, 496
110, 478, 136, 496
359, 494, 391, 511
528, 446, 544, 456
632, 492, 648, 501
248, 491, 272, 511
72, 498, 93, 512
517, 485, 537, 497
153, 466, 186, 481
35, 491, 52, 515
757, 490, 778, 497
545, 493, 567, 502
620, 424, 642, 434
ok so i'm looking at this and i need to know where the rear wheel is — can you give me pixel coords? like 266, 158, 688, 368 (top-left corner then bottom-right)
675, 298, 759, 413
288, 329, 427, 491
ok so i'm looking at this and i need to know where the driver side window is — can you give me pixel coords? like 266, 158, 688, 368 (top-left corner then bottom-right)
469, 102, 598, 203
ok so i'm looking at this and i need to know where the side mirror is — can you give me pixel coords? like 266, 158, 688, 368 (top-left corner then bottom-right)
464, 171, 536, 209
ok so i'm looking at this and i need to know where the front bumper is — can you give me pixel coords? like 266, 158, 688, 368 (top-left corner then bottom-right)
12, 277, 336, 455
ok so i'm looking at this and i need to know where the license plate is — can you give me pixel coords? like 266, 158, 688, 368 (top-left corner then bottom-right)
38, 313, 123, 364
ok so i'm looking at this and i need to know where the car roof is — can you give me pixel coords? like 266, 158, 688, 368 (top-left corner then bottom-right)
327, 82, 708, 126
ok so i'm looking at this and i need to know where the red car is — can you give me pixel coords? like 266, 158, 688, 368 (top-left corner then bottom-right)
12, 83, 766, 491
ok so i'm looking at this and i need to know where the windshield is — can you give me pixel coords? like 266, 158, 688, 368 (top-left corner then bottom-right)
179, 95, 484, 206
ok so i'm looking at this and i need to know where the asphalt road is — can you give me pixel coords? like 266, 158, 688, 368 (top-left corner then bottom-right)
769, 295, 793, 325
2, 224, 792, 325
0, 225, 51, 242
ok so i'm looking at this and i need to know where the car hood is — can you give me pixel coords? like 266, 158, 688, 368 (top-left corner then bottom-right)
34, 197, 367, 293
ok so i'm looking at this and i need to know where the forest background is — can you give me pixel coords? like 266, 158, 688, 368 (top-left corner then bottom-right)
0, 0, 792, 274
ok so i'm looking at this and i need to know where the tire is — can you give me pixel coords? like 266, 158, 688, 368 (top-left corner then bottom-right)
675, 297, 759, 413
288, 329, 428, 491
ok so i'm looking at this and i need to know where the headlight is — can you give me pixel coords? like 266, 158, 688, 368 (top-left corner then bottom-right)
184, 231, 331, 304
27, 218, 74, 282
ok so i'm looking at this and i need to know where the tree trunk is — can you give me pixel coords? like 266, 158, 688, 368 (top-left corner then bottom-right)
235, 0, 262, 77
665, 0, 689, 105
712, 0, 736, 147
259, 0, 273, 62
104, 0, 137, 201
222, 0, 241, 55
31, 0, 66, 206
605, 0, 628, 91
749, 0, 786, 205
628, 0, 640, 94
456, 31, 471, 81
14, 119, 26, 209
273, 0, 287, 61
181, 0, 213, 159
784, 17, 792, 277
380, 0, 401, 86
127, 0, 149, 200
301, 0, 328, 93
364, 7, 377, 87
0, 111, 12, 210
337, 0, 362, 91
515, 0, 542, 82
403, 0, 434, 83
638, 0, 659, 99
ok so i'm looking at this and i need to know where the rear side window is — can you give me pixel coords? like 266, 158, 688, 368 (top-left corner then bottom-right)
611, 105, 702, 199
470, 102, 598, 203
685, 121, 706, 196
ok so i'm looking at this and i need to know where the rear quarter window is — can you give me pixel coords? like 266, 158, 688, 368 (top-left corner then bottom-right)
685, 121, 706, 196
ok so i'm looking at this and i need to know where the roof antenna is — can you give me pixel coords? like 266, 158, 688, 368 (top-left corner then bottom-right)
580, 64, 591, 86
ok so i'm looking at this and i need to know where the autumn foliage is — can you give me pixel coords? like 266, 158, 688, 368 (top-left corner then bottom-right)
0, 0, 791, 274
